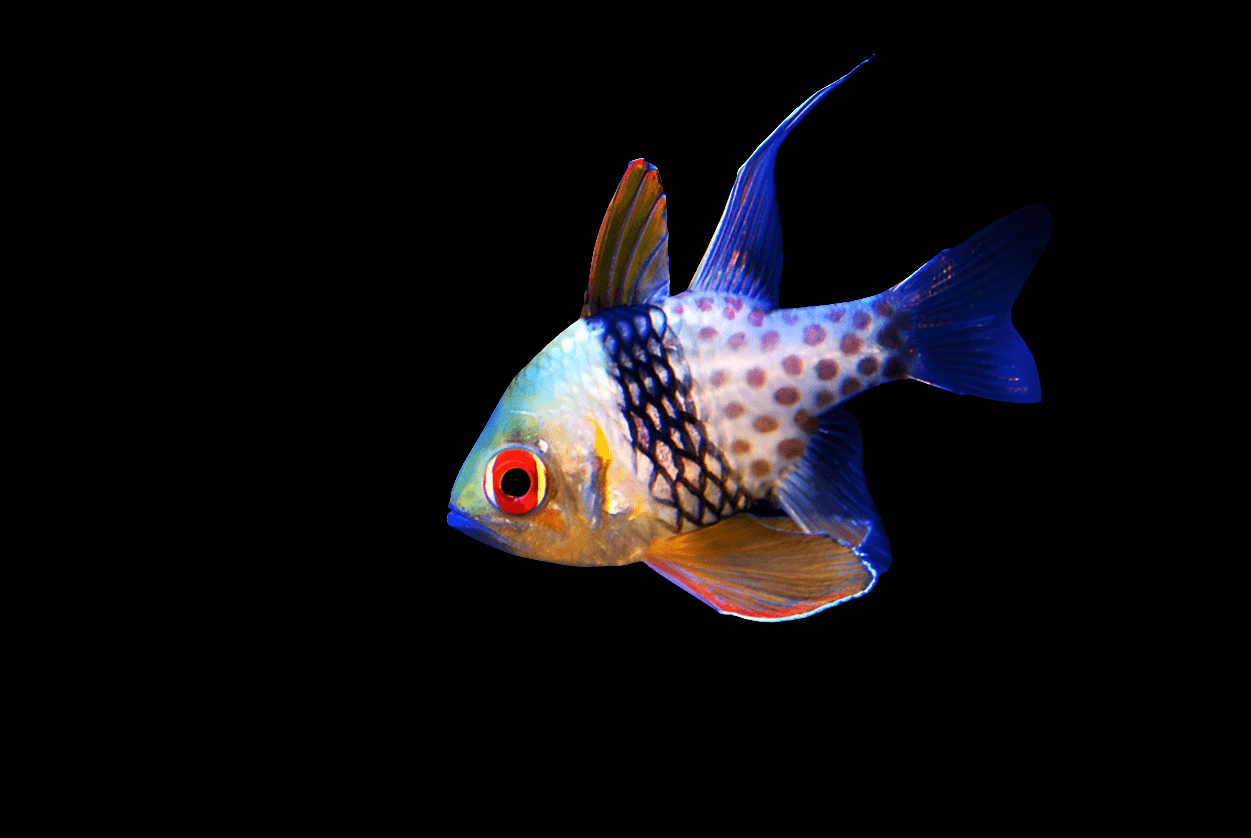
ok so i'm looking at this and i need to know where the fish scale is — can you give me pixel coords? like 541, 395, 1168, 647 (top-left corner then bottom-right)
660, 290, 906, 499
592, 304, 751, 532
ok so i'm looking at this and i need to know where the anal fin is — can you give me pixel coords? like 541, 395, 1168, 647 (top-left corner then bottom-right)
643, 516, 875, 621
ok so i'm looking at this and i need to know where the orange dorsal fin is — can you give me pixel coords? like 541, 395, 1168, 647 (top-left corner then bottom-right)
581, 159, 670, 317
643, 516, 876, 621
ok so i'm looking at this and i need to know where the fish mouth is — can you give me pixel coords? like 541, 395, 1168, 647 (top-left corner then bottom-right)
447, 505, 515, 555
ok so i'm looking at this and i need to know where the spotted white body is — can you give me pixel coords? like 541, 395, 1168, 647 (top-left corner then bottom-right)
660, 291, 900, 501
448, 59, 1048, 620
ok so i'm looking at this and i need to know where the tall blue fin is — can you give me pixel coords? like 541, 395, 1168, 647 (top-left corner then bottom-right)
889, 204, 1050, 403
773, 407, 891, 577
582, 159, 670, 318
687, 57, 873, 308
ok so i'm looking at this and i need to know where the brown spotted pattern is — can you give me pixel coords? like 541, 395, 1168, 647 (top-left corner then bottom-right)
774, 387, 799, 406
793, 409, 820, 436
777, 438, 805, 460
875, 310, 914, 382
658, 292, 913, 500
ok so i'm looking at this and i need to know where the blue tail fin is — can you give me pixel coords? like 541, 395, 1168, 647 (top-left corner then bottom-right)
889, 204, 1050, 403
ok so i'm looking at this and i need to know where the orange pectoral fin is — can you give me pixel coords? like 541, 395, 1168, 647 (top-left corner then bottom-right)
643, 516, 875, 621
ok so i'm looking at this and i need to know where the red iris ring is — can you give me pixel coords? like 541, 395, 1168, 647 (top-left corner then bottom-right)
483, 449, 545, 515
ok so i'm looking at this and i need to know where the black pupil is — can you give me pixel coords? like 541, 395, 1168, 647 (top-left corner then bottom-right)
500, 468, 531, 497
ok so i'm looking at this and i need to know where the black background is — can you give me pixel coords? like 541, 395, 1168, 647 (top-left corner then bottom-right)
424, 47, 1073, 664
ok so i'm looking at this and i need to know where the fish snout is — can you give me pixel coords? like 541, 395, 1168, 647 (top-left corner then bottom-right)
446, 505, 515, 555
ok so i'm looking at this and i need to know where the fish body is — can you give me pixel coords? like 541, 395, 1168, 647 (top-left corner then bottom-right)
447, 57, 1050, 620
650, 290, 903, 504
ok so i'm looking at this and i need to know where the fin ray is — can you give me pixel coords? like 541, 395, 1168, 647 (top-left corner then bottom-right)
687, 57, 873, 307
582, 160, 671, 317
644, 515, 875, 621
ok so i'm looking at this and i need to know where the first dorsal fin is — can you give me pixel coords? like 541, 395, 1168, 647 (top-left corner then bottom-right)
643, 515, 876, 621
581, 159, 671, 318
688, 57, 873, 308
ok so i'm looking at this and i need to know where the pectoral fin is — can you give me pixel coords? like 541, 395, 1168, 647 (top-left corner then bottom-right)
643, 516, 876, 621
773, 407, 892, 576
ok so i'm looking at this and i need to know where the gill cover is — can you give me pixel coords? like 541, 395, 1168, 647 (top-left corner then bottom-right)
448, 319, 671, 567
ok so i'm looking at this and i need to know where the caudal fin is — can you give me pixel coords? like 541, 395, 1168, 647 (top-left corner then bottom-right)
890, 204, 1050, 403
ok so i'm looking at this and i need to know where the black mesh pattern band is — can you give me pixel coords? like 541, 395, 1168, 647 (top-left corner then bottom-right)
593, 305, 749, 532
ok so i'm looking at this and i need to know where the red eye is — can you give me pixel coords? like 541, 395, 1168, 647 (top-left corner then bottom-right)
483, 448, 546, 515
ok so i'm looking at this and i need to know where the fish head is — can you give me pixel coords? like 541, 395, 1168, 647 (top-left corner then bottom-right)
448, 319, 667, 567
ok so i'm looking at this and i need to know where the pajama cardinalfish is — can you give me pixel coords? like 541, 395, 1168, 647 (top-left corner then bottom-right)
447, 57, 1050, 621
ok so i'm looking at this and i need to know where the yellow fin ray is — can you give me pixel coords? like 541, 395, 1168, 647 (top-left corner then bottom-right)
581, 159, 670, 317
643, 516, 874, 621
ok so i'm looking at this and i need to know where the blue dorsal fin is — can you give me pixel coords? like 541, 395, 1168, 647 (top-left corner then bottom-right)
581, 159, 671, 318
772, 406, 892, 577
688, 57, 873, 308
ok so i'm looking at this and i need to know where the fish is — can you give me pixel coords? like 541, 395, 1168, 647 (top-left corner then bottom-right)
446, 56, 1051, 621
